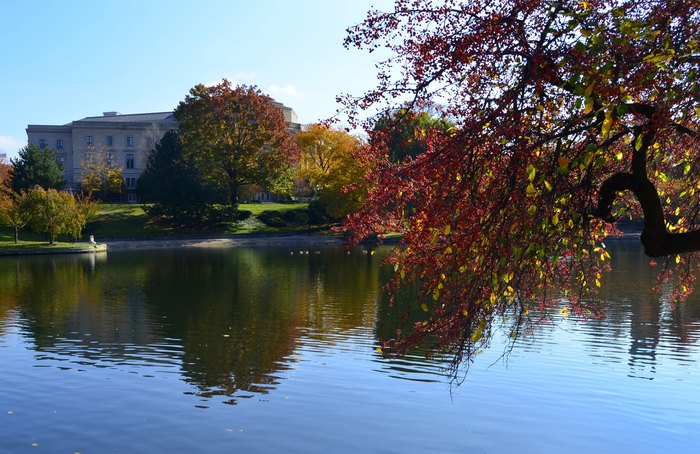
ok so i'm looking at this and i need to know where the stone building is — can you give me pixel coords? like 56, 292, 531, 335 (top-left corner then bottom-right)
26, 104, 300, 202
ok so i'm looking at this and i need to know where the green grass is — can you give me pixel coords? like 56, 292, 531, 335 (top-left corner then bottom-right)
86, 203, 163, 238
0, 240, 83, 250
240, 202, 308, 216
0, 202, 318, 244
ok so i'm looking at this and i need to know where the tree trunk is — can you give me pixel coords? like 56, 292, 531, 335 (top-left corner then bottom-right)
14, 227, 18, 244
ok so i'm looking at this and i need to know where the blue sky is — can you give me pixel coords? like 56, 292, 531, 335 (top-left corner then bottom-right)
0, 0, 394, 160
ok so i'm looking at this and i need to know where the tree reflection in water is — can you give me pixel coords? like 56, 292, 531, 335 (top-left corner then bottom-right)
0, 241, 698, 403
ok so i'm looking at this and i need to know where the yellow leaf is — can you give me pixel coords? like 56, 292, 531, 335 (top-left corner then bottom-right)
616, 151, 623, 160
552, 213, 559, 226
559, 307, 569, 317
421, 303, 429, 312
526, 183, 536, 197
444, 225, 451, 235
462, 309, 469, 317
583, 98, 594, 114
676, 255, 681, 264
471, 320, 486, 343
445, 246, 453, 255
376, 347, 383, 353
544, 180, 552, 191
400, 270, 405, 279
526, 164, 536, 182
601, 110, 613, 135
528, 205, 537, 216
557, 156, 570, 169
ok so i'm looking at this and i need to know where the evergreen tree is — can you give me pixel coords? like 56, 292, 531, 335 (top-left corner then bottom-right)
10, 144, 65, 192
138, 131, 217, 222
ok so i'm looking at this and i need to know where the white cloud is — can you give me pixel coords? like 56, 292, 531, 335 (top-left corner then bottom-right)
268, 84, 303, 99
0, 135, 22, 154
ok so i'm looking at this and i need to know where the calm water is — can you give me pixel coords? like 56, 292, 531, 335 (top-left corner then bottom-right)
0, 241, 699, 453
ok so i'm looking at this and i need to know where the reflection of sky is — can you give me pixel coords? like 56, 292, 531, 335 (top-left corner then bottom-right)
0, 244, 699, 452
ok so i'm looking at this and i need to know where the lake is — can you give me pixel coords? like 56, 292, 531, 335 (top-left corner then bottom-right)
0, 240, 699, 453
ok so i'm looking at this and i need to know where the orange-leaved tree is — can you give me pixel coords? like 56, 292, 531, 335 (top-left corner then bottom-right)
175, 80, 298, 207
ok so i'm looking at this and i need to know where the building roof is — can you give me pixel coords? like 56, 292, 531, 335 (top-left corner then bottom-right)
76, 112, 177, 123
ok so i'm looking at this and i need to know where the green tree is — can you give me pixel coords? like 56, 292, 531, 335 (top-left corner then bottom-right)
0, 190, 31, 243
138, 131, 218, 221
374, 109, 453, 163
296, 124, 368, 218
70, 193, 97, 241
24, 187, 78, 244
10, 144, 65, 192
80, 146, 125, 201
174, 80, 298, 208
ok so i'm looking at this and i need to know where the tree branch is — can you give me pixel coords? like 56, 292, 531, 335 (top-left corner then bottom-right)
593, 128, 700, 257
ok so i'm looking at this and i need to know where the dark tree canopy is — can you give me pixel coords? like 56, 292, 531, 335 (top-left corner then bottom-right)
342, 0, 700, 367
174, 80, 298, 207
138, 130, 218, 221
10, 144, 65, 192
373, 109, 454, 163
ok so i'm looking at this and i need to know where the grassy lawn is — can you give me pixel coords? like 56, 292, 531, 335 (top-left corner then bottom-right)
0, 240, 85, 250
86, 202, 314, 239
0, 202, 318, 246
86, 204, 163, 238
240, 202, 308, 216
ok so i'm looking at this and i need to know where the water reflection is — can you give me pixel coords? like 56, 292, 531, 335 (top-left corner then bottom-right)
0, 247, 385, 405
0, 241, 698, 404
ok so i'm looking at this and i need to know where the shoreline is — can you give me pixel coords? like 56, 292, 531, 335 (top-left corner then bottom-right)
0, 243, 108, 256
103, 233, 347, 251
0, 230, 642, 255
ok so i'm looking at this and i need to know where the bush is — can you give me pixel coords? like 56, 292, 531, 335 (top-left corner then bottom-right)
282, 208, 309, 226
258, 210, 286, 227
307, 199, 333, 225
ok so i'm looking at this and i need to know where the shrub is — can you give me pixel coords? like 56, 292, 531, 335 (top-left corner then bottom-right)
258, 210, 286, 227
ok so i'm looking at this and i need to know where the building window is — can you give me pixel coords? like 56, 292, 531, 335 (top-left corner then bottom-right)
86, 135, 93, 145
126, 136, 134, 147
124, 177, 136, 189
126, 153, 135, 169
107, 153, 114, 164
127, 193, 138, 203
57, 155, 65, 167
39, 139, 46, 148
56, 139, 64, 149
106, 136, 113, 147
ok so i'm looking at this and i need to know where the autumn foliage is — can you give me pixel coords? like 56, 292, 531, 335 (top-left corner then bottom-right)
342, 0, 700, 366
175, 81, 298, 206
296, 124, 369, 218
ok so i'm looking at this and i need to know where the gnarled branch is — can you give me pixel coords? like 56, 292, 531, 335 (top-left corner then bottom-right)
594, 129, 700, 257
